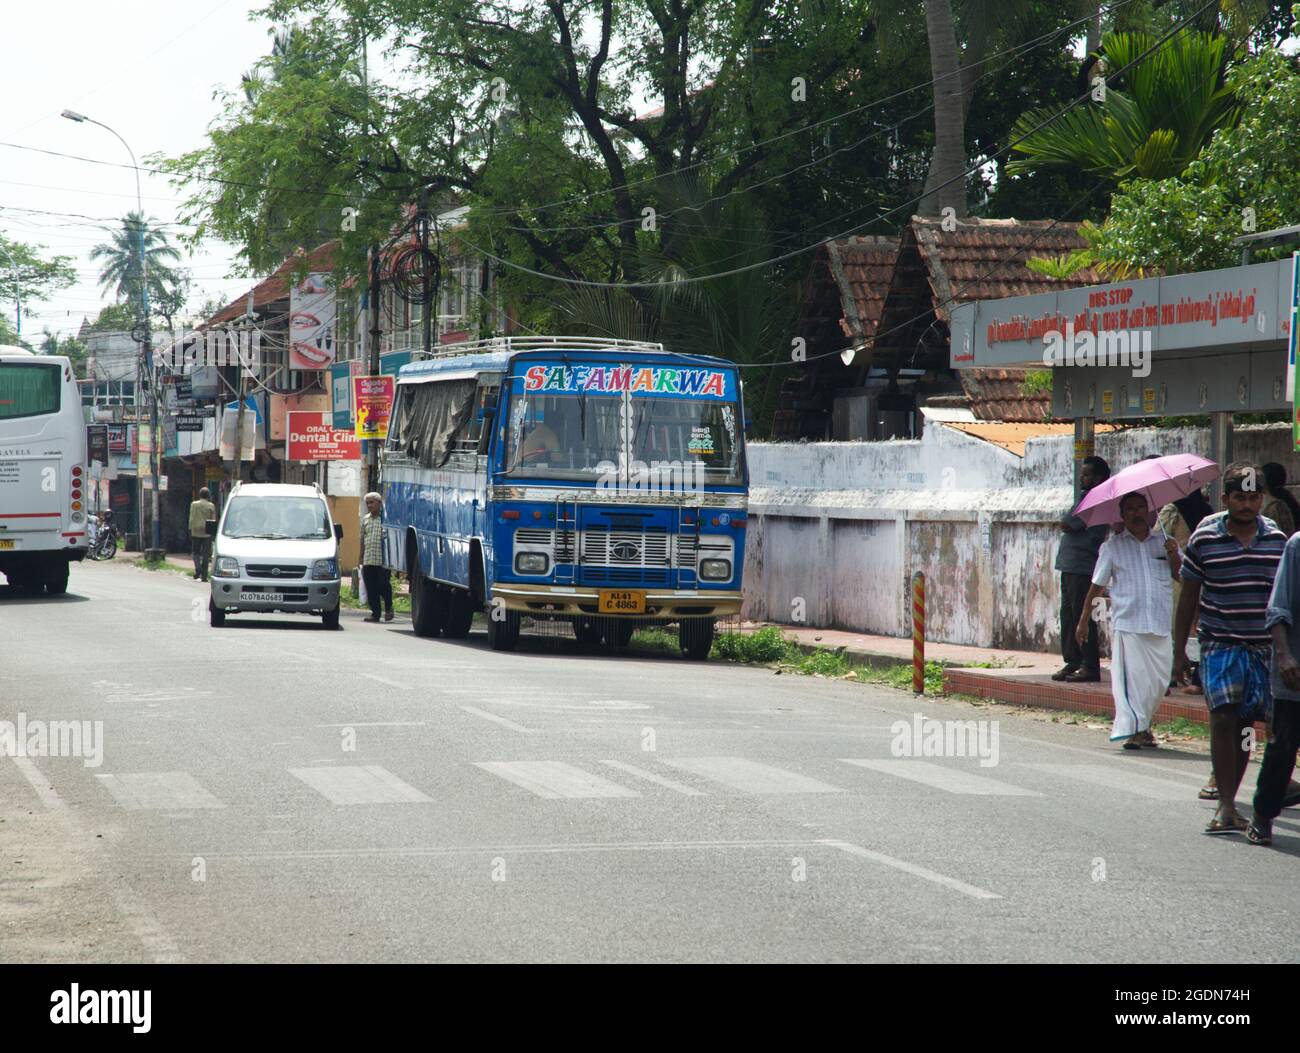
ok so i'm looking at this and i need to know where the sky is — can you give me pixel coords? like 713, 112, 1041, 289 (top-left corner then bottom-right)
0, 0, 297, 342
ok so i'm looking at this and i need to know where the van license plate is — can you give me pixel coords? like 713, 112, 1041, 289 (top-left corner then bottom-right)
258, 591, 285, 602
599, 589, 645, 614
0, 539, 13, 550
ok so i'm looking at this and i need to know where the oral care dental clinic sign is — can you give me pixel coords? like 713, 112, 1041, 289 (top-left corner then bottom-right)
289, 272, 337, 371
287, 411, 361, 461
517, 363, 735, 399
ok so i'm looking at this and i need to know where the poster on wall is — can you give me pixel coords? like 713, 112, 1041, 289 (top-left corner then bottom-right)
288, 271, 336, 371
353, 375, 394, 440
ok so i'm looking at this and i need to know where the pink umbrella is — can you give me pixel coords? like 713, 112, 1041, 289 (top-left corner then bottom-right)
1072, 454, 1221, 527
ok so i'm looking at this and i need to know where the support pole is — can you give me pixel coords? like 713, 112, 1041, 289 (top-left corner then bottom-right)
912, 570, 925, 694
1073, 416, 1095, 504
1209, 411, 1233, 510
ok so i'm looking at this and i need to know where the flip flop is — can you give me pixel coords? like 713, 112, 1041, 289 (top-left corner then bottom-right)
1198, 785, 1219, 800
1204, 816, 1247, 835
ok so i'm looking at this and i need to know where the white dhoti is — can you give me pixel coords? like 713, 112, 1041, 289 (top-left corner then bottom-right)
1109, 631, 1172, 741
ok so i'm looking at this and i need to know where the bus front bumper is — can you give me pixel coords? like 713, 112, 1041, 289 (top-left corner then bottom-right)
491, 583, 741, 619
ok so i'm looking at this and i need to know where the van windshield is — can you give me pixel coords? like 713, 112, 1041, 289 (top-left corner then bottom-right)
223, 496, 331, 539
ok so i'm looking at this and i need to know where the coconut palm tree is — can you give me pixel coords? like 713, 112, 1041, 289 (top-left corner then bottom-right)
1006, 30, 1240, 184
90, 211, 184, 316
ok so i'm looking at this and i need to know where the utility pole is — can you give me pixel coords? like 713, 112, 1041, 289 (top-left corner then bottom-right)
367, 243, 382, 493
420, 188, 432, 361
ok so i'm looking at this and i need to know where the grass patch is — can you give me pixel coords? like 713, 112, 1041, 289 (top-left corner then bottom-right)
137, 557, 192, 576
1154, 715, 1210, 739
340, 584, 412, 614
713, 625, 802, 664
854, 659, 947, 696
630, 626, 681, 655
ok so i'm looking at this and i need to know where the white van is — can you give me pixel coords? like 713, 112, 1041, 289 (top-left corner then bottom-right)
208, 481, 343, 628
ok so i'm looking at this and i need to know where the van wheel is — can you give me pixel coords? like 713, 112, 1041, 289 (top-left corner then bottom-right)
321, 603, 341, 630
209, 599, 226, 627
410, 570, 446, 637
679, 618, 714, 660
486, 609, 521, 651
443, 588, 473, 638
44, 562, 69, 595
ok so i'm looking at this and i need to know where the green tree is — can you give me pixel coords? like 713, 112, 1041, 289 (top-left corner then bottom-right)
39, 329, 89, 374
0, 233, 76, 340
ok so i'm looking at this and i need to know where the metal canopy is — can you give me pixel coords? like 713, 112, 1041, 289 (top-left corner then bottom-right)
948, 257, 1293, 420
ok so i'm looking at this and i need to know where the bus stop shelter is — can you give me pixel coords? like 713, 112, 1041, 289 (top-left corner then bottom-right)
949, 253, 1298, 505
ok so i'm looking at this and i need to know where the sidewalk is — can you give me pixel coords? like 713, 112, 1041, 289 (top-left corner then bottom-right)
742, 620, 1211, 727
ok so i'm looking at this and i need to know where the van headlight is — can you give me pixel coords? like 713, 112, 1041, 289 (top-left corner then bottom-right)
699, 559, 731, 581
312, 558, 339, 580
213, 556, 240, 578
514, 552, 549, 575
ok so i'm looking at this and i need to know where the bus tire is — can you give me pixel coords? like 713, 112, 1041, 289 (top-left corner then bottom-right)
410, 570, 446, 638
573, 617, 603, 649
209, 599, 226, 627
44, 562, 69, 595
443, 588, 473, 638
679, 618, 714, 660
603, 619, 634, 650
486, 609, 521, 651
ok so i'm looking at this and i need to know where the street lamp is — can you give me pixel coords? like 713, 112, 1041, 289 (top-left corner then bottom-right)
63, 109, 163, 559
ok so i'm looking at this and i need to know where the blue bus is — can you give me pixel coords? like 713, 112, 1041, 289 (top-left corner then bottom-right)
379, 337, 747, 658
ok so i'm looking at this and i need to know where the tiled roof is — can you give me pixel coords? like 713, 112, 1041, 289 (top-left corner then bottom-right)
205, 241, 337, 326
797, 236, 899, 354
910, 216, 1102, 323
941, 418, 1117, 458
946, 367, 1052, 423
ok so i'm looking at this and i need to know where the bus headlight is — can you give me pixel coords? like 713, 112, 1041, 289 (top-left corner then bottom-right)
514, 552, 549, 575
699, 559, 732, 581
311, 559, 339, 580
213, 556, 240, 578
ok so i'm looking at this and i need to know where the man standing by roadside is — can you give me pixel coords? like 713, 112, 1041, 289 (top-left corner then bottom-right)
360, 491, 394, 623
1077, 492, 1180, 749
188, 487, 216, 581
1174, 462, 1287, 835
1054, 455, 1111, 682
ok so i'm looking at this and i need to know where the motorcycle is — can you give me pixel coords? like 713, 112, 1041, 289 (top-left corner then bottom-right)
87, 510, 121, 561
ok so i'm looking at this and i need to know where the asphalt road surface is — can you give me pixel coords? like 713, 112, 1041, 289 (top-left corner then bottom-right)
3, 559, 1298, 963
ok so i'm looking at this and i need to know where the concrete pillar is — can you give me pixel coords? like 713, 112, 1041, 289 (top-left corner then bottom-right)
1209, 411, 1233, 510
817, 515, 832, 625
1073, 416, 1095, 501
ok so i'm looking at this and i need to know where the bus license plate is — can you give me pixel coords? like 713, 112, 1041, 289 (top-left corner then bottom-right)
599, 589, 645, 614
0, 539, 13, 550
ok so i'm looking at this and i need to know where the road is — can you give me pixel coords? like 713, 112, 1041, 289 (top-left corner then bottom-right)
3, 558, 1299, 963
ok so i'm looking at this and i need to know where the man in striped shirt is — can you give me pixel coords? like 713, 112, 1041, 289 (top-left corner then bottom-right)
1174, 462, 1287, 835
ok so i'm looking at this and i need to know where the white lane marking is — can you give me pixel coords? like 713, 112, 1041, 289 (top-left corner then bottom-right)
112, 606, 139, 615
315, 722, 427, 728
460, 706, 534, 733
598, 760, 707, 795
95, 772, 225, 810
1023, 762, 1191, 801
11, 756, 185, 962
660, 757, 843, 794
159, 839, 830, 860
840, 759, 1041, 796
474, 761, 640, 799
289, 765, 432, 805
361, 674, 409, 690
819, 839, 1002, 901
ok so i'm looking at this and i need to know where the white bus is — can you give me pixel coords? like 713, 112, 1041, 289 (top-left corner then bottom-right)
0, 346, 90, 594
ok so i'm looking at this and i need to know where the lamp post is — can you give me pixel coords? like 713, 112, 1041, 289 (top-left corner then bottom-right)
63, 109, 162, 558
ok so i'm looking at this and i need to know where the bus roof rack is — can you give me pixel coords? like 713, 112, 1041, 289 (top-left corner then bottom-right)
414, 336, 666, 360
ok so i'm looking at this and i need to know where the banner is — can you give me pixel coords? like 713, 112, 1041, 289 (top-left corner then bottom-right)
287, 411, 362, 461
289, 272, 337, 371
106, 424, 128, 453
87, 425, 108, 466
353, 375, 394, 440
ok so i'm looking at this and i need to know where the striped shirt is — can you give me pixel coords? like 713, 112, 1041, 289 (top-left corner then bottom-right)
1180, 511, 1286, 643
361, 512, 384, 566
1091, 528, 1174, 636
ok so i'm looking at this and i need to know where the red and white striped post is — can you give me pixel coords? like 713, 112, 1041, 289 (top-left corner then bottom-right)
911, 571, 925, 694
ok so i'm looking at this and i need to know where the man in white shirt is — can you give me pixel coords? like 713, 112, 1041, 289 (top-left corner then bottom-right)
1076, 492, 1182, 749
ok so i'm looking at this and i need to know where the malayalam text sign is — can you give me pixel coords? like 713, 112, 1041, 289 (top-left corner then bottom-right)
353, 375, 394, 440
287, 411, 362, 461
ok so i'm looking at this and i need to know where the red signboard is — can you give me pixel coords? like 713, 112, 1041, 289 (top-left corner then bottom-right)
287, 411, 362, 461
353, 374, 394, 439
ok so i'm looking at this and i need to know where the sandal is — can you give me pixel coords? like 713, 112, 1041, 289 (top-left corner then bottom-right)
1122, 738, 1143, 751
1204, 815, 1248, 835
1198, 784, 1219, 800
1247, 819, 1273, 846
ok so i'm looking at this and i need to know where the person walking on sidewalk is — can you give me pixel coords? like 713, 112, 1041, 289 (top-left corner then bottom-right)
360, 491, 393, 623
188, 488, 216, 581
1174, 462, 1287, 835
1077, 492, 1180, 750
1055, 455, 1111, 683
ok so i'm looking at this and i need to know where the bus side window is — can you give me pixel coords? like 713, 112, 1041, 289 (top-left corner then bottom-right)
385, 387, 405, 451
475, 383, 499, 454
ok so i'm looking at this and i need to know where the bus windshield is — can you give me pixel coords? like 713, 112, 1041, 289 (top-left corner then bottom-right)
0, 362, 61, 420
629, 396, 741, 483
504, 392, 623, 478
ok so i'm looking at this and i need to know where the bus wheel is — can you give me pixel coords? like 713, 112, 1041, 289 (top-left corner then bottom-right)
443, 588, 473, 638
486, 609, 521, 651
679, 618, 714, 660
410, 572, 446, 638
573, 617, 603, 650
209, 599, 226, 627
43, 562, 69, 596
